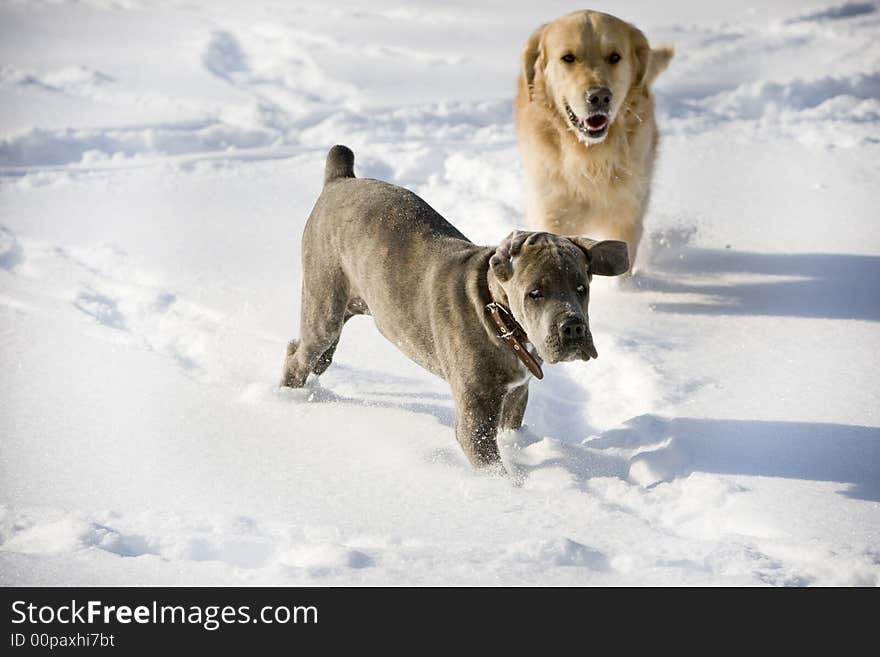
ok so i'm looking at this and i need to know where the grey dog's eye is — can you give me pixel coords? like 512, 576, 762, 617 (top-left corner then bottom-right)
528, 289, 544, 300
561, 53, 575, 63
608, 52, 621, 64
577, 284, 587, 295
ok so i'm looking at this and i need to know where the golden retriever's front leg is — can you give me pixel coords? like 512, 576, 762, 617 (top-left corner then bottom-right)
532, 197, 596, 237
590, 197, 645, 273
524, 179, 555, 232
618, 219, 644, 273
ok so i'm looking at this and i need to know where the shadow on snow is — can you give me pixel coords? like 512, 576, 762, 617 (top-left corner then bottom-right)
634, 247, 880, 321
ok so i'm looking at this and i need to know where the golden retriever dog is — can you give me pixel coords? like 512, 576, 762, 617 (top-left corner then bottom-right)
515, 10, 673, 269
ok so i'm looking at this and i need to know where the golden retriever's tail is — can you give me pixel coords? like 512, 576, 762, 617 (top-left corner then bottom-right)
324, 144, 355, 185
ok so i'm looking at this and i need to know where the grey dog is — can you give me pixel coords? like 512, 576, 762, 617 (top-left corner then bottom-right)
281, 145, 629, 470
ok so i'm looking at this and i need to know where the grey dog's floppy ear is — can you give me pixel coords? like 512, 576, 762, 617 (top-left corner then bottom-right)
491, 230, 536, 281
569, 237, 630, 276
521, 24, 547, 101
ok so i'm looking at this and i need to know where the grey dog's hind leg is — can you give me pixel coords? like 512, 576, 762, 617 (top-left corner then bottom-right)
280, 272, 351, 388
311, 310, 358, 376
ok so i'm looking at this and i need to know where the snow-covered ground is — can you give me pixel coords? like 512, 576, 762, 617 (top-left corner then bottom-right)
1, 0, 878, 586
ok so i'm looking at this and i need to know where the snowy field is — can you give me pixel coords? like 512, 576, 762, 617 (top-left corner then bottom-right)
1, 0, 879, 586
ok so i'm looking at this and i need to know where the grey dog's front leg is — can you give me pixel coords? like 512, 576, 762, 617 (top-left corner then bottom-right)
452, 386, 506, 470
499, 383, 529, 431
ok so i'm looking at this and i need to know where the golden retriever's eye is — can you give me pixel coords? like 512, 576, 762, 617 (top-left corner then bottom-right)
608, 52, 621, 64
561, 53, 575, 63
528, 289, 544, 300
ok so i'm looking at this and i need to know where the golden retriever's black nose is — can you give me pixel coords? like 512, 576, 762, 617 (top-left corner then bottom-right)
559, 316, 587, 341
585, 86, 612, 112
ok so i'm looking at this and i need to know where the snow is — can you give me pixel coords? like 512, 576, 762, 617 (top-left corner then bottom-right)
1, 0, 878, 586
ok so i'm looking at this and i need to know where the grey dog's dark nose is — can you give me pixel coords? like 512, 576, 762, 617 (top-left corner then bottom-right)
559, 316, 587, 341
585, 86, 612, 112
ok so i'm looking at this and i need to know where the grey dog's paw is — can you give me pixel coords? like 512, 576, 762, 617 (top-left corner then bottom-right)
478, 459, 526, 484
506, 463, 527, 487
279, 339, 300, 387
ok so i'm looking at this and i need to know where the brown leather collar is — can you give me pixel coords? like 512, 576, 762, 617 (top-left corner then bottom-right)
485, 301, 544, 380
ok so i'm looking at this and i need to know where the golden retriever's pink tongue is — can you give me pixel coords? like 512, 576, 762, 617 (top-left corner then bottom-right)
586, 115, 608, 129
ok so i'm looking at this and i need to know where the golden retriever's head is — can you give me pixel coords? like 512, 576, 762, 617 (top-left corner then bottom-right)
522, 11, 672, 145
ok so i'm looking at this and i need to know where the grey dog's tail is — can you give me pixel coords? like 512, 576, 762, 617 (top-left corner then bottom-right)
324, 145, 355, 185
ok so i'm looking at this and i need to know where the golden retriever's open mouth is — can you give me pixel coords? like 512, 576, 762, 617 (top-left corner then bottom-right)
564, 101, 609, 142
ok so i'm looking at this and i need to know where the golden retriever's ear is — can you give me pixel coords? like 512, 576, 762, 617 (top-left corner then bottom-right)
631, 28, 652, 87
645, 46, 674, 87
569, 237, 630, 276
521, 24, 547, 101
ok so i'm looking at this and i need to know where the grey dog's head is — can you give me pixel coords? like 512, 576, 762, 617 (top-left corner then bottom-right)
489, 231, 629, 364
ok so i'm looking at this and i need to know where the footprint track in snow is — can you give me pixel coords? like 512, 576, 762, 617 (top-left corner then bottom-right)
1, 231, 226, 378
62, 246, 222, 375
0, 507, 377, 575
